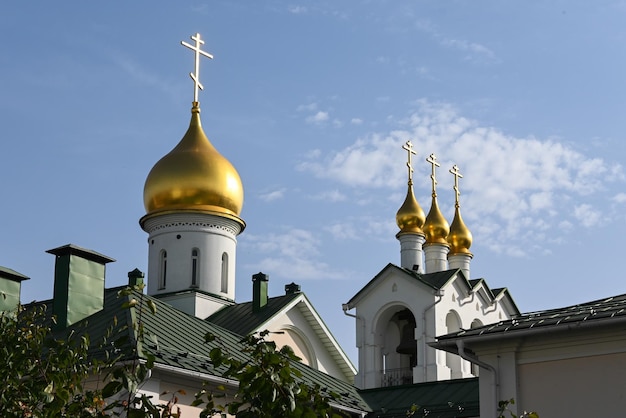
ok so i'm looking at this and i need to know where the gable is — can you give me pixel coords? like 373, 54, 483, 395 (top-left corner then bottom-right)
346, 264, 459, 311
209, 291, 356, 383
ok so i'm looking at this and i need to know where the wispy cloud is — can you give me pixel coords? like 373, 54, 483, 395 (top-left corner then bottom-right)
306, 111, 330, 124
574, 204, 603, 228
243, 229, 345, 280
259, 188, 286, 202
109, 51, 178, 98
298, 99, 623, 256
415, 19, 498, 64
440, 38, 497, 62
311, 190, 346, 202
351, 118, 363, 125
288, 5, 308, 14
297, 102, 318, 112
613, 192, 626, 203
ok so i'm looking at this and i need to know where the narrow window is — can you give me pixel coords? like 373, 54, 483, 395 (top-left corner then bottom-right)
221, 252, 229, 293
191, 248, 199, 287
159, 250, 167, 290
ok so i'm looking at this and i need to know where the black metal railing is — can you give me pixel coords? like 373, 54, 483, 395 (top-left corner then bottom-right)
381, 367, 413, 387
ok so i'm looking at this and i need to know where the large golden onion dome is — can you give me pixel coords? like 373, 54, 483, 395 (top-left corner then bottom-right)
142, 103, 244, 227
447, 205, 472, 254
424, 195, 450, 244
395, 182, 426, 235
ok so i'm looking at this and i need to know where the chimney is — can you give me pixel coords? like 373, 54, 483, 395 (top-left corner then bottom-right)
47, 244, 115, 328
128, 268, 145, 287
252, 272, 269, 312
0, 266, 29, 312
285, 282, 301, 295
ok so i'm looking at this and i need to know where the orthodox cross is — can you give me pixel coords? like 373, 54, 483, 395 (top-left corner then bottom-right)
426, 153, 440, 197
181, 33, 214, 103
450, 164, 463, 207
402, 141, 417, 184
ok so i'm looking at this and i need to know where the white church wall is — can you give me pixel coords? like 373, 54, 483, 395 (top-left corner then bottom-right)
261, 300, 349, 382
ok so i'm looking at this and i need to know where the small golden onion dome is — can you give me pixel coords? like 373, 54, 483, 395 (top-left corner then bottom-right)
143, 103, 244, 225
396, 183, 426, 234
447, 206, 472, 254
424, 195, 450, 244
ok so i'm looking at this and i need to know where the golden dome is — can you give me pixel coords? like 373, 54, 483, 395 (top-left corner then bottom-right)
447, 206, 472, 254
142, 103, 244, 226
395, 182, 426, 235
424, 195, 450, 244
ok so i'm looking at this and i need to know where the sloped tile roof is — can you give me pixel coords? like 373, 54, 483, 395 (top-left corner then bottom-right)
207, 293, 301, 335
437, 293, 626, 342
32, 286, 370, 413
360, 378, 479, 418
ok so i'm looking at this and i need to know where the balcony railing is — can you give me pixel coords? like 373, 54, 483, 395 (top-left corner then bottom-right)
381, 367, 413, 387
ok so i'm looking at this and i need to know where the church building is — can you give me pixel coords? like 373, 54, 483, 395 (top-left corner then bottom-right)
4, 32, 624, 418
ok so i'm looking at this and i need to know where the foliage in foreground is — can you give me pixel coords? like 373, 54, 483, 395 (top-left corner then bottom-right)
192, 330, 348, 418
0, 287, 177, 417
0, 305, 106, 417
498, 398, 539, 418
0, 289, 350, 417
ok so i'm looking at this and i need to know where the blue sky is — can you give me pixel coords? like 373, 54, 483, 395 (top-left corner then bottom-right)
2, 1, 626, 364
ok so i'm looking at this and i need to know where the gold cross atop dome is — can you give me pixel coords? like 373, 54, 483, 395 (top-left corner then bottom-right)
426, 153, 440, 197
450, 164, 463, 208
181, 33, 214, 103
402, 141, 417, 184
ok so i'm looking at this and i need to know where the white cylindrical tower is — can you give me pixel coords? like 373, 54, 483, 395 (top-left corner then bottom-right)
447, 165, 472, 280
423, 154, 450, 274
140, 102, 245, 317
395, 141, 426, 272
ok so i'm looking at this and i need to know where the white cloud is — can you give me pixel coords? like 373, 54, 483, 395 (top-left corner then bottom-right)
441, 38, 497, 62
613, 193, 626, 203
259, 188, 286, 202
351, 118, 363, 125
297, 102, 317, 112
312, 190, 346, 202
306, 111, 329, 124
288, 5, 307, 14
414, 19, 498, 64
244, 229, 345, 280
574, 204, 602, 228
376, 56, 390, 64
298, 99, 623, 256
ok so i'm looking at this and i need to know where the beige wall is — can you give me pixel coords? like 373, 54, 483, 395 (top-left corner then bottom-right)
518, 351, 626, 418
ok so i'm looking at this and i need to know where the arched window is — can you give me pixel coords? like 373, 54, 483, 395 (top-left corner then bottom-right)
470, 319, 484, 376
445, 311, 462, 378
191, 248, 199, 287
159, 250, 167, 290
221, 252, 228, 293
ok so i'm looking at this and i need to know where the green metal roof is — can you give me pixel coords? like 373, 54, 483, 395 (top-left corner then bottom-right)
436, 292, 626, 344
359, 378, 479, 418
208, 292, 301, 335
0, 266, 30, 282
30, 286, 370, 413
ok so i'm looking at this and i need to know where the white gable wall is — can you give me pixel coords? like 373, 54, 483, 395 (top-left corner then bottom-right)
260, 299, 354, 383
351, 266, 516, 388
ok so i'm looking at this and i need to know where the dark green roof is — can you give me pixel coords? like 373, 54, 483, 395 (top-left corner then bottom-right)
29, 286, 370, 413
360, 378, 479, 418
208, 293, 301, 335
0, 266, 30, 282
436, 293, 626, 344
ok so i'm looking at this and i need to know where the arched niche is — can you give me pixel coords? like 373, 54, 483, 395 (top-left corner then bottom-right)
372, 303, 418, 386
445, 310, 463, 379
